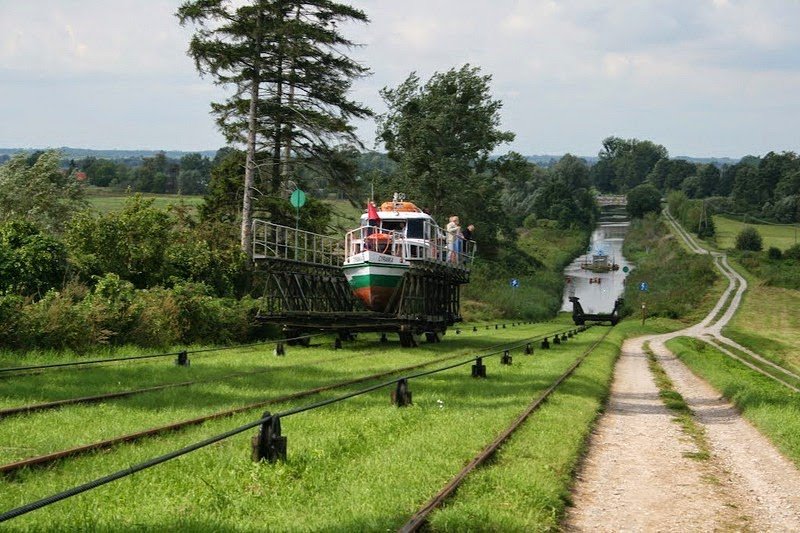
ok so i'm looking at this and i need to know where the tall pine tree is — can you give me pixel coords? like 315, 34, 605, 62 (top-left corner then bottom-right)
178, 0, 371, 257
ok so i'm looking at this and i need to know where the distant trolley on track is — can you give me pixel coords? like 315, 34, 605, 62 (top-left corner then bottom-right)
253, 193, 475, 347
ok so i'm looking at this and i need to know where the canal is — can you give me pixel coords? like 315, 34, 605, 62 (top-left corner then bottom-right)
561, 207, 631, 314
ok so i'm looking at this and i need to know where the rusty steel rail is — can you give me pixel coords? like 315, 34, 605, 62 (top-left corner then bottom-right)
0, 329, 571, 477
399, 328, 612, 532
0, 349, 377, 419
0, 332, 330, 378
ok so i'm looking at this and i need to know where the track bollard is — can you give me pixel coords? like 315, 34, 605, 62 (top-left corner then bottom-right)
176, 351, 189, 367
472, 357, 487, 378
391, 379, 412, 406
524, 343, 533, 355
333, 338, 342, 350
252, 412, 287, 463
541, 337, 550, 349
501, 350, 512, 365
274, 343, 286, 356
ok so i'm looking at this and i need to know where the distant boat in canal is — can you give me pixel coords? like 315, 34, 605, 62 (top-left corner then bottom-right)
579, 251, 620, 273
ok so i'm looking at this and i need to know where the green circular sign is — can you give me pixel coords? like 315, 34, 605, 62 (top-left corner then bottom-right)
290, 189, 306, 208
622, 266, 629, 273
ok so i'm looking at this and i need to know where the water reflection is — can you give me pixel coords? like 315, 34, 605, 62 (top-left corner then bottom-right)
561, 211, 631, 314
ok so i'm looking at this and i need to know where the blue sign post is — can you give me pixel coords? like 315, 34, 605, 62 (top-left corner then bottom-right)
510, 278, 519, 289
639, 281, 649, 292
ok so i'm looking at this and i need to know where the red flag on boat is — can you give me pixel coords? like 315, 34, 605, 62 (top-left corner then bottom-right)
367, 201, 380, 226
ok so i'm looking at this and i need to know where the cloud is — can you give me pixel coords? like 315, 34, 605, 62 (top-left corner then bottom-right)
1, 0, 799, 156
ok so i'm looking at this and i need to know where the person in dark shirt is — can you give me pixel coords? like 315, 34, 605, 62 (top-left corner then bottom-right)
462, 224, 474, 241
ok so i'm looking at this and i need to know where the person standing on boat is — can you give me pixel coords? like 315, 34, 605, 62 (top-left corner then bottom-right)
446, 215, 461, 262
462, 224, 475, 257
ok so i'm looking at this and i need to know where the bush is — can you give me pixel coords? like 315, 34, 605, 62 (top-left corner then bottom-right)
767, 247, 783, 260
0, 220, 68, 297
20, 285, 95, 352
735, 226, 763, 251
0, 294, 23, 347
785, 244, 800, 261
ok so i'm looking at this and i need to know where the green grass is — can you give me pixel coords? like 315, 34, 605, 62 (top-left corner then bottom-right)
713, 215, 800, 251
462, 226, 589, 322
722, 260, 800, 373
85, 187, 204, 213
516, 226, 589, 271
623, 215, 723, 323
667, 337, 800, 469
0, 318, 680, 530
644, 343, 709, 461
0, 324, 569, 528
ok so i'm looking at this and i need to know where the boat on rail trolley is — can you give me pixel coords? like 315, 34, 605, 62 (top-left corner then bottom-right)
252, 193, 475, 347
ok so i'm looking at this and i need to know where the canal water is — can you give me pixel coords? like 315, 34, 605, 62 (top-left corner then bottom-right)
561, 208, 631, 314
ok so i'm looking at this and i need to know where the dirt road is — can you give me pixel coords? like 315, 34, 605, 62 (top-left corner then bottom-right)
566, 212, 800, 531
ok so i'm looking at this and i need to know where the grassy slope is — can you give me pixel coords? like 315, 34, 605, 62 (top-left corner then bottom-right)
722, 261, 800, 373
713, 215, 799, 251
667, 337, 800, 468
462, 227, 588, 322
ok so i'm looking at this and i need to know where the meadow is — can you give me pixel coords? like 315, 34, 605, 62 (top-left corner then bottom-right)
713, 215, 800, 251
84, 187, 204, 213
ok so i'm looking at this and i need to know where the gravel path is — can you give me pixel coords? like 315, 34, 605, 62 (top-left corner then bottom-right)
565, 212, 800, 531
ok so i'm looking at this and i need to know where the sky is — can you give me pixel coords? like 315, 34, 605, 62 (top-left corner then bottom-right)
1, 0, 799, 158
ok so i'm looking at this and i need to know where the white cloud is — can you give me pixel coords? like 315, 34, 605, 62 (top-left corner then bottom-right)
1, 0, 799, 156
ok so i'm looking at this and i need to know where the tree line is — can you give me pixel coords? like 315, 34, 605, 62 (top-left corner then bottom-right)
588, 136, 800, 224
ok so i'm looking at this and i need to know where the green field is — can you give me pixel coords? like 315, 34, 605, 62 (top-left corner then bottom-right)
0, 317, 685, 530
85, 187, 204, 213
713, 215, 800, 251
723, 261, 800, 373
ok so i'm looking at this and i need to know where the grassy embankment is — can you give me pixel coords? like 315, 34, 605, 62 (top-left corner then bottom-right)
85, 187, 362, 231
462, 226, 588, 322
622, 214, 724, 324
684, 216, 800, 373
0, 318, 686, 531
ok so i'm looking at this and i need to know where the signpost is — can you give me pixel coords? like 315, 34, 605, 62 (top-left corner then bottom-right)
510, 278, 519, 288
639, 281, 648, 325
290, 189, 306, 260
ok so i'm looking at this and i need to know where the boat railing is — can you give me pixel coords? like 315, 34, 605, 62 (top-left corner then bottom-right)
345, 227, 407, 261
345, 226, 475, 269
252, 220, 343, 266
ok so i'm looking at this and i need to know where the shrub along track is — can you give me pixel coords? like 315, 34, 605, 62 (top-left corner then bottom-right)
0, 324, 587, 524
566, 210, 800, 530
0, 325, 572, 478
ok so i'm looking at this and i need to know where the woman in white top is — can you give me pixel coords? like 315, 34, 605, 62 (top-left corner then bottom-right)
446, 215, 461, 262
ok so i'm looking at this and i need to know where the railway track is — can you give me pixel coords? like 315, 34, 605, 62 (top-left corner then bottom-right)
399, 327, 611, 531
0, 326, 576, 477
0, 321, 537, 419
